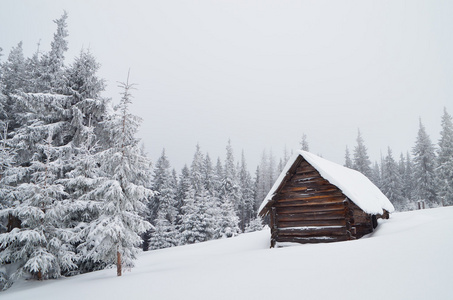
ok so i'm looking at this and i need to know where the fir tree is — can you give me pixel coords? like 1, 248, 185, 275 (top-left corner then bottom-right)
402, 152, 414, 206
300, 133, 309, 151
0, 41, 26, 95
412, 119, 438, 206
217, 140, 240, 237
381, 148, 405, 210
344, 146, 352, 168
437, 108, 453, 206
353, 129, 372, 178
0, 133, 76, 281
179, 188, 215, 244
238, 150, 255, 231
149, 150, 178, 250
245, 217, 264, 233
39, 12, 69, 93
77, 75, 153, 276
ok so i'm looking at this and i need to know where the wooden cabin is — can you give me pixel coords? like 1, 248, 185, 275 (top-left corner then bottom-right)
258, 151, 394, 247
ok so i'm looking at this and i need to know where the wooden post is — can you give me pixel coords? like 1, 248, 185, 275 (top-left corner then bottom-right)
270, 207, 277, 248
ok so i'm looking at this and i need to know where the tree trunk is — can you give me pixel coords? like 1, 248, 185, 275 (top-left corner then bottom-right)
37, 269, 43, 281
117, 251, 122, 276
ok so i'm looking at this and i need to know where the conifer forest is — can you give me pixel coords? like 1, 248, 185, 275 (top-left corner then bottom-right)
0, 13, 452, 291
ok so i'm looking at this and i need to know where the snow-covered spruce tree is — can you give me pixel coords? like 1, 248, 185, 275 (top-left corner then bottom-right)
412, 119, 438, 207
175, 165, 190, 216
203, 153, 215, 194
402, 152, 415, 208
300, 133, 309, 151
1, 42, 26, 96
0, 124, 16, 233
0, 133, 76, 281
38, 12, 69, 93
344, 146, 353, 168
148, 149, 178, 250
179, 187, 215, 244
238, 150, 255, 231
245, 216, 264, 233
353, 129, 372, 178
217, 140, 240, 237
437, 108, 453, 206
77, 76, 153, 276
370, 161, 381, 189
381, 148, 405, 210
179, 145, 219, 244
149, 149, 173, 225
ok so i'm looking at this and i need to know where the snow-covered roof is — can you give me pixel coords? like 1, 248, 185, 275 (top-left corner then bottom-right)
259, 150, 394, 215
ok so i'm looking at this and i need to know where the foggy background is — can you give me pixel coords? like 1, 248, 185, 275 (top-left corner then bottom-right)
1, 0, 452, 170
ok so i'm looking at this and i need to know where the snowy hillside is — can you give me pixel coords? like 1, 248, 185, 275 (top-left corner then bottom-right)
3, 207, 453, 300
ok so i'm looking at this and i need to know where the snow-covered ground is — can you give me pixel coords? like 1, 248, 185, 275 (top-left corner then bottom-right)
3, 207, 453, 300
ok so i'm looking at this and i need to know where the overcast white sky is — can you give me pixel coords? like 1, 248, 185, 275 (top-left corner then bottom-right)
1, 0, 452, 171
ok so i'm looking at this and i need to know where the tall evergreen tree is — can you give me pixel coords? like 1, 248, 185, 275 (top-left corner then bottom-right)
38, 12, 69, 93
381, 147, 405, 210
0, 42, 26, 96
437, 108, 453, 206
76, 76, 153, 276
149, 150, 178, 250
300, 133, 309, 151
353, 129, 372, 178
238, 151, 255, 231
412, 119, 438, 206
0, 133, 76, 281
344, 146, 352, 168
216, 140, 240, 237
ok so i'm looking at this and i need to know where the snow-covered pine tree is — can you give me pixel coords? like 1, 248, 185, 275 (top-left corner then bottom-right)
381, 147, 405, 210
217, 140, 240, 237
77, 75, 153, 276
244, 216, 264, 233
203, 153, 215, 194
0, 124, 16, 233
300, 133, 309, 151
175, 165, 190, 217
437, 108, 453, 206
344, 146, 352, 168
0, 133, 76, 281
238, 150, 255, 231
179, 187, 215, 244
149, 149, 172, 224
353, 129, 372, 178
402, 152, 414, 207
149, 149, 178, 250
38, 12, 69, 93
253, 165, 263, 212
370, 161, 381, 188
0, 42, 26, 96
412, 119, 438, 207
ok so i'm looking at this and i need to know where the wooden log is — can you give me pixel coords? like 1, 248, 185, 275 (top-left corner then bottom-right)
278, 186, 341, 195
289, 175, 332, 185
276, 235, 350, 244
277, 210, 346, 222
276, 202, 346, 214
278, 218, 347, 228
277, 226, 348, 237
274, 198, 346, 208
295, 165, 318, 174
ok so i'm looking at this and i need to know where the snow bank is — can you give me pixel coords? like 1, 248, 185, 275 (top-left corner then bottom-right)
260, 150, 394, 215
